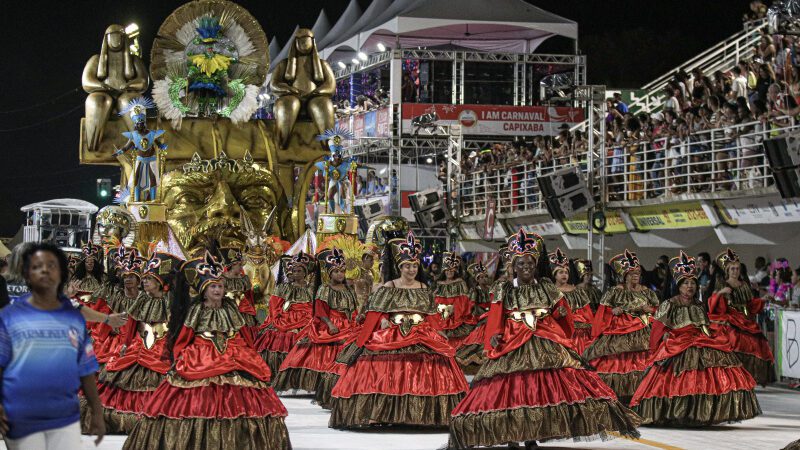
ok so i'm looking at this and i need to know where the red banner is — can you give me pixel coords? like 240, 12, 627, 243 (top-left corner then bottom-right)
401, 103, 584, 136
482, 197, 496, 241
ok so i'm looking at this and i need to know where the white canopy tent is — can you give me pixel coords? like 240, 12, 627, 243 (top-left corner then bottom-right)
318, 0, 578, 63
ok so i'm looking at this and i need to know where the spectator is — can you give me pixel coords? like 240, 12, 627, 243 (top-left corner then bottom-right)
789, 266, 800, 308
749, 256, 769, 286
731, 66, 749, 100
0, 243, 105, 448
613, 92, 629, 114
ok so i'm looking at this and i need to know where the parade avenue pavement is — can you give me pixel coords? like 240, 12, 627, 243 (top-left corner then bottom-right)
3, 386, 797, 450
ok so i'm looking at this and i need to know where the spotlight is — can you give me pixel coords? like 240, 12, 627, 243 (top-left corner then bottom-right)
351, 58, 360, 65
426, 157, 433, 164
377, 43, 386, 52
124, 23, 139, 37
358, 52, 368, 61
337, 61, 346, 69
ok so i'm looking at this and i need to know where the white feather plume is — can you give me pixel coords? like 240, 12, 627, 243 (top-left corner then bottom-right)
224, 20, 256, 57
228, 84, 260, 124
175, 18, 199, 47
164, 50, 186, 66
152, 79, 184, 129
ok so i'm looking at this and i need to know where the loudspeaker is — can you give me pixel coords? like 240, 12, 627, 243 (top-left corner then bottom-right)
538, 166, 584, 198
414, 205, 448, 228
538, 166, 593, 220
764, 134, 800, 169
409, 188, 442, 212
355, 199, 384, 221
771, 167, 800, 199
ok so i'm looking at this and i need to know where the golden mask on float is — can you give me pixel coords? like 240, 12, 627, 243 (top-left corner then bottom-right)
78, 1, 331, 252
160, 152, 284, 257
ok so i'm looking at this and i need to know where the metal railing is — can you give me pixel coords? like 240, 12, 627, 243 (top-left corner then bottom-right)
631, 19, 768, 114
460, 116, 797, 218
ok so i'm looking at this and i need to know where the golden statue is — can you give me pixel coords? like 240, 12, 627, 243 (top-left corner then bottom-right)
160, 151, 287, 257
82, 25, 149, 152
95, 205, 135, 246
270, 28, 335, 148
241, 206, 288, 304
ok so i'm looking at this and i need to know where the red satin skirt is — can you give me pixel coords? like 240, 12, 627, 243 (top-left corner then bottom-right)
175, 336, 271, 383
592, 351, 650, 374
98, 382, 155, 415
572, 325, 595, 356
280, 339, 347, 376
630, 365, 756, 405
452, 367, 616, 415
105, 336, 170, 375
458, 320, 485, 349
94, 331, 127, 365
332, 352, 468, 398
711, 322, 774, 362
255, 327, 301, 354
141, 382, 287, 419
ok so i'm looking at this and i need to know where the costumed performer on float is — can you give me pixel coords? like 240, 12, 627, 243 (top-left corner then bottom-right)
255, 252, 316, 381
582, 250, 659, 404
114, 97, 167, 202
123, 251, 290, 450
275, 247, 360, 408
630, 251, 761, 426
448, 230, 640, 449
329, 231, 468, 429
550, 248, 596, 355
708, 249, 776, 386
96, 251, 181, 433
67, 242, 128, 337
314, 127, 357, 214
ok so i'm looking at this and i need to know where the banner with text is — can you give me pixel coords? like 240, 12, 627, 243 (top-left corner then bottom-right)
777, 309, 800, 379
336, 106, 392, 138
628, 202, 710, 230
401, 104, 585, 136
715, 197, 800, 226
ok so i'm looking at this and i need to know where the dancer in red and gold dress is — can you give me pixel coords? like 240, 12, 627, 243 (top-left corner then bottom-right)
455, 260, 493, 370
329, 232, 468, 429
275, 247, 359, 408
255, 252, 316, 379
71, 242, 104, 311
448, 230, 640, 449
123, 251, 290, 450
631, 251, 761, 425
583, 250, 659, 404
575, 258, 603, 311
218, 246, 259, 340
549, 248, 595, 354
97, 251, 181, 433
708, 249, 776, 386
432, 252, 474, 348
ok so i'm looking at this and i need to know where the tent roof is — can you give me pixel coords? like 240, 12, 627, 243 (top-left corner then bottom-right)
20, 199, 98, 213
311, 9, 332, 44
270, 25, 299, 71
316, 0, 363, 49
268, 36, 281, 63
320, 0, 577, 60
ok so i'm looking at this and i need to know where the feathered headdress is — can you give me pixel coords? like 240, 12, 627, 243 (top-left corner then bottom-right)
119, 97, 156, 124
609, 249, 641, 280
182, 250, 224, 293
715, 248, 740, 271
670, 251, 697, 284
316, 126, 356, 155
548, 248, 570, 277
506, 229, 544, 261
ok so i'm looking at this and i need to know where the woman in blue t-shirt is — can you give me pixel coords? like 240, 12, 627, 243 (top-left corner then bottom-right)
0, 243, 105, 449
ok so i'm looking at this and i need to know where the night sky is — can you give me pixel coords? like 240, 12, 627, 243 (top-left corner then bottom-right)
0, 0, 749, 237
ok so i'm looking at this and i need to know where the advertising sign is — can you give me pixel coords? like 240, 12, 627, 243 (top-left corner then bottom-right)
401, 104, 584, 136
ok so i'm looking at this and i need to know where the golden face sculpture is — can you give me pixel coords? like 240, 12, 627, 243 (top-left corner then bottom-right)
161, 164, 282, 257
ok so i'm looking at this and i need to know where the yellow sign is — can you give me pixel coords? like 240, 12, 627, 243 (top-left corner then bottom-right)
561, 211, 627, 234
628, 202, 710, 230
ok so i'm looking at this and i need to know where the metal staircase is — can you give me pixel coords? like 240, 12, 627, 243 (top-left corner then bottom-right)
626, 19, 768, 113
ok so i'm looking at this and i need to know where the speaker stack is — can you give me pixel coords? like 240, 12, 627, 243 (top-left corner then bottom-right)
537, 166, 594, 220
763, 133, 800, 199
408, 188, 448, 229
